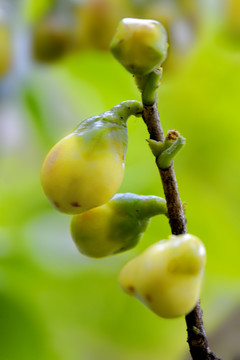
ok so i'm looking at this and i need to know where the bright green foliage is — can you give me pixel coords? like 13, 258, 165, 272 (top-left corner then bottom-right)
23, 0, 54, 23
110, 18, 168, 75
119, 234, 206, 318
70, 193, 167, 258
41, 101, 142, 214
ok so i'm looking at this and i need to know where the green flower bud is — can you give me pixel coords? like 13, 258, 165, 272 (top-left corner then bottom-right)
119, 234, 206, 318
41, 101, 142, 214
110, 18, 168, 75
70, 193, 167, 258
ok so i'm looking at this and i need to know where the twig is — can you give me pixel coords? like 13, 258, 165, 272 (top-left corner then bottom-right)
142, 102, 221, 360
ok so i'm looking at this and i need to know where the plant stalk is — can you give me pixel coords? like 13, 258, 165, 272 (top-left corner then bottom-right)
142, 101, 221, 360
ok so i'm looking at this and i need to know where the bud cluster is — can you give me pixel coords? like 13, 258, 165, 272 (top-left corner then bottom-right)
41, 18, 206, 319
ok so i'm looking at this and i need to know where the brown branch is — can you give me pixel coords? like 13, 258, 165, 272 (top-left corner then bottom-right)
142, 102, 221, 360
185, 301, 222, 360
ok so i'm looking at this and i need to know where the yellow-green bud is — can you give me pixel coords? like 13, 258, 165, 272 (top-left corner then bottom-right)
0, 24, 12, 77
70, 193, 167, 258
110, 18, 168, 75
119, 234, 206, 318
32, 13, 73, 63
41, 101, 142, 214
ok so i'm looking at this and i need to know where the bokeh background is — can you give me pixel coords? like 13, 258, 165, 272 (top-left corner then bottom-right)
0, 0, 240, 359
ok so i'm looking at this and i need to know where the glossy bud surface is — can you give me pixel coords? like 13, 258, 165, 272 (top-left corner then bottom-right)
41, 101, 142, 214
70, 193, 167, 258
119, 234, 206, 318
110, 18, 168, 75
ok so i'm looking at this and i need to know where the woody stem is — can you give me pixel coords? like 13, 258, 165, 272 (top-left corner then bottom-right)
141, 101, 221, 360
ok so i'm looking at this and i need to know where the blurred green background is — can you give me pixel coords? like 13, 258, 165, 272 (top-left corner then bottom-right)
0, 0, 240, 359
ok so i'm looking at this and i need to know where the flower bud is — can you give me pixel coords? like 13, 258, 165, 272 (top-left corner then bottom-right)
119, 234, 206, 318
70, 193, 167, 258
32, 12, 74, 63
110, 18, 168, 75
0, 23, 12, 77
41, 101, 142, 214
